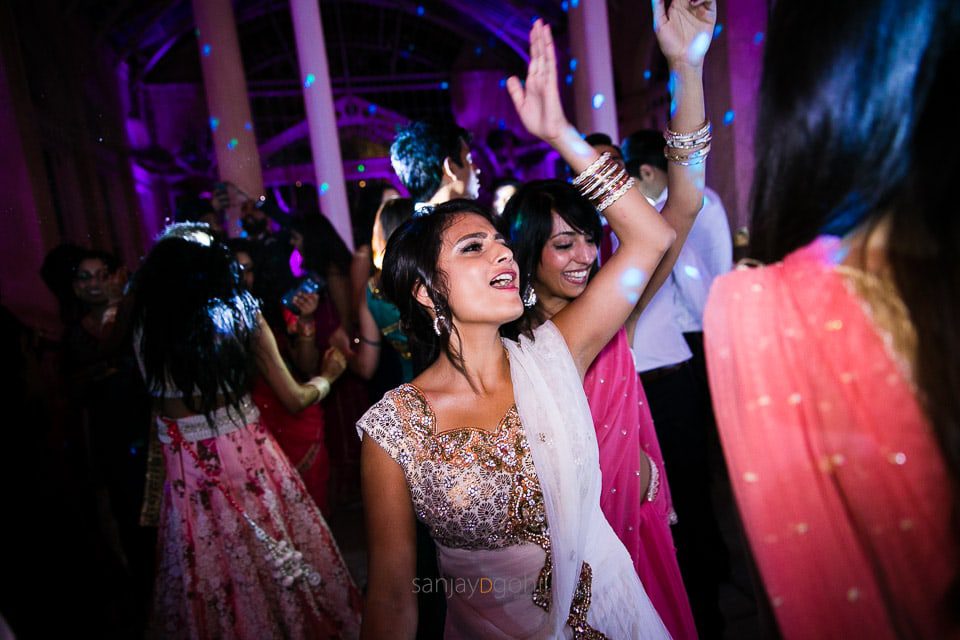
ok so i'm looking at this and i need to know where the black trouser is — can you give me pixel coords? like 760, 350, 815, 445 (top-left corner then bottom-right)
642, 361, 728, 638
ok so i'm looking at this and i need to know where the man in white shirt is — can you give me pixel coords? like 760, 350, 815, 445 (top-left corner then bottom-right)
620, 129, 733, 637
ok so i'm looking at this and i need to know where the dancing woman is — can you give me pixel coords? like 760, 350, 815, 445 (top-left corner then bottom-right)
358, 3, 714, 637
499, 180, 698, 639
133, 223, 361, 639
704, 0, 960, 637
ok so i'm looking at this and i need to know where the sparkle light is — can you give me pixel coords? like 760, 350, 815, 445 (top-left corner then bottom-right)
202, 44, 211, 57
416, 5, 424, 16
592, 93, 605, 109
688, 32, 711, 64
565, 74, 574, 85
304, 73, 316, 88
244, 121, 253, 131
620, 268, 646, 304
439, 81, 449, 90
754, 32, 765, 45
569, 58, 578, 72
320, 182, 329, 194
227, 138, 238, 150
683, 265, 702, 280
561, 0, 569, 10
643, 69, 651, 80
714, 24, 723, 37
359, 180, 367, 188
357, 164, 366, 173
368, 104, 377, 114
499, 77, 507, 89
724, 110, 735, 125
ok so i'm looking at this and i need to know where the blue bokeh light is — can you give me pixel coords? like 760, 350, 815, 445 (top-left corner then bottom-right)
201, 44, 211, 57
592, 93, 605, 109
723, 110, 735, 125
304, 73, 316, 88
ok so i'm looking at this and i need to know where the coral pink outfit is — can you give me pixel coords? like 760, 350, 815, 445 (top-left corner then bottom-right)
705, 237, 956, 639
584, 327, 698, 639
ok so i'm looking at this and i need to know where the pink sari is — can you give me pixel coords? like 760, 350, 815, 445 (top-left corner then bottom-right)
704, 237, 957, 639
584, 328, 698, 639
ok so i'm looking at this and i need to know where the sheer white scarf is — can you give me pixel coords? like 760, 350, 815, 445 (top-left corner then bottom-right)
504, 321, 670, 638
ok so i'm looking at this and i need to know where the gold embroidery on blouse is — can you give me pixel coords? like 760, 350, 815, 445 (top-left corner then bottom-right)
835, 265, 917, 386
389, 385, 604, 636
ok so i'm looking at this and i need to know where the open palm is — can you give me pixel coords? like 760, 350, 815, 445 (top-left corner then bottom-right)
506, 20, 568, 142
654, 0, 717, 66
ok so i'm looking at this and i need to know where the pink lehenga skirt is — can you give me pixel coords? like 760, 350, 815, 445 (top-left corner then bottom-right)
148, 397, 361, 640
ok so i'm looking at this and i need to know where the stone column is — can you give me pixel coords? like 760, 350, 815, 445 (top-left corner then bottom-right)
289, 0, 354, 249
568, 0, 619, 140
191, 0, 264, 235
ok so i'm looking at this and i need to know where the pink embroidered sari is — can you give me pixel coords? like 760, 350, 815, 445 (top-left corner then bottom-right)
584, 327, 698, 639
704, 237, 957, 639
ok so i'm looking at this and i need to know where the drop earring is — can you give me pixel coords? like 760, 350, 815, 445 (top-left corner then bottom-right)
433, 307, 445, 336
522, 283, 538, 308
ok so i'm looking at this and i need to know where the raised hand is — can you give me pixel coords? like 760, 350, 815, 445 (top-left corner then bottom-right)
653, 0, 717, 67
321, 346, 348, 381
293, 291, 319, 319
506, 20, 569, 143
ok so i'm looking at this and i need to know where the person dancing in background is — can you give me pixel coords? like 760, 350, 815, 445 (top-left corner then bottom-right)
132, 223, 360, 639
704, 0, 960, 637
499, 180, 698, 639
358, 2, 715, 635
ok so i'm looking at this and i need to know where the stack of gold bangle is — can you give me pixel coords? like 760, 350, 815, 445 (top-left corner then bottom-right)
573, 152, 636, 213
663, 120, 712, 165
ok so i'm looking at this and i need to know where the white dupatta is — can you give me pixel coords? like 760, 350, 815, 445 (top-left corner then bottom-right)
504, 321, 670, 639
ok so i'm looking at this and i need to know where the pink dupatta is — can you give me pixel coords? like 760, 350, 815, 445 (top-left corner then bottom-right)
704, 237, 956, 639
584, 328, 697, 639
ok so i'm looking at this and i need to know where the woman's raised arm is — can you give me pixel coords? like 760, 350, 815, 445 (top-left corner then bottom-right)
508, 7, 714, 376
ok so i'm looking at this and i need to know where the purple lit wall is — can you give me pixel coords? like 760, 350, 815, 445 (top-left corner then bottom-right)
0, 13, 57, 328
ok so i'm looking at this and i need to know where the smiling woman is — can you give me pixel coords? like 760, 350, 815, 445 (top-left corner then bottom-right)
356, 4, 715, 637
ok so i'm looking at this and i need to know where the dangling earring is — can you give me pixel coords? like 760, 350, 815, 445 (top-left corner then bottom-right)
433, 307, 445, 336
522, 282, 537, 308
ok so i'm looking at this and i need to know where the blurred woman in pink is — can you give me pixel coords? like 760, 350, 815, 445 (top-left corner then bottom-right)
704, 0, 960, 637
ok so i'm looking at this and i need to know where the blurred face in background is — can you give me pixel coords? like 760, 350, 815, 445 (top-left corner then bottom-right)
73, 257, 111, 306
234, 251, 255, 290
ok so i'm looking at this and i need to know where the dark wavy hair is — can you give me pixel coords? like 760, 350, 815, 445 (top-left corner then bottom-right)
621, 129, 668, 177
390, 120, 470, 203
749, 0, 960, 622
291, 209, 352, 276
377, 197, 415, 244
131, 223, 259, 425
380, 199, 492, 377
497, 180, 601, 340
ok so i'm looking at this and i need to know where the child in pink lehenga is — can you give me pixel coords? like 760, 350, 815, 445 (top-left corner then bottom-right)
499, 181, 698, 639
133, 223, 360, 639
